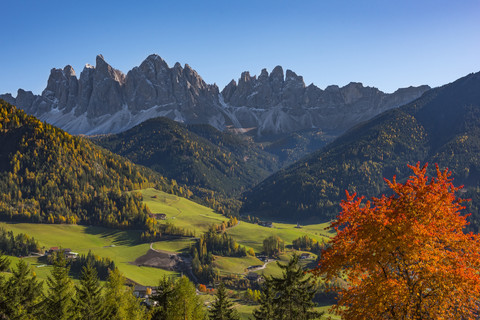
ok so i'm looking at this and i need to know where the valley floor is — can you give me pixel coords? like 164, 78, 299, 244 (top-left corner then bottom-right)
0, 187, 337, 318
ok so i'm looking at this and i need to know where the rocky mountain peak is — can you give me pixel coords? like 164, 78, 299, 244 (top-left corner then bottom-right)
325, 85, 340, 92
95, 54, 107, 70
0, 93, 15, 105
15, 89, 36, 112
270, 66, 284, 83
63, 65, 76, 77
259, 68, 269, 80
285, 69, 302, 81
220, 67, 430, 135
240, 71, 254, 83
42, 65, 79, 111
95, 54, 125, 84
221, 80, 237, 102
173, 62, 183, 71
2, 54, 431, 137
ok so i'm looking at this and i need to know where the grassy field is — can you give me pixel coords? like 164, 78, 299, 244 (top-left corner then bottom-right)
213, 255, 263, 275
135, 188, 228, 235
2, 256, 55, 286
137, 188, 332, 253
152, 238, 195, 253
226, 220, 331, 253
0, 222, 177, 285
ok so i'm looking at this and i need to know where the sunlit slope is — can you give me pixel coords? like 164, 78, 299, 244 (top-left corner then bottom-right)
0, 222, 176, 285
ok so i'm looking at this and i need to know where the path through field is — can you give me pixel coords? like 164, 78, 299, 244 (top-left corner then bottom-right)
245, 259, 276, 273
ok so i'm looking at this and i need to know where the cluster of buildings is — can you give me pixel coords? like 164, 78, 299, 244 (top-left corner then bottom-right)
46, 247, 79, 259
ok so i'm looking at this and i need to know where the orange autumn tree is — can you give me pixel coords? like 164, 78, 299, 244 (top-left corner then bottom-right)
313, 163, 480, 319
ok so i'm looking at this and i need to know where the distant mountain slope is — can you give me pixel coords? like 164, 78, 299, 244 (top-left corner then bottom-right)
0, 99, 187, 228
261, 128, 338, 165
241, 71, 480, 226
92, 117, 279, 196
1, 54, 428, 138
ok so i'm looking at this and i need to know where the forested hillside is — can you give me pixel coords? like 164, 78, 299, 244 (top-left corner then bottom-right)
93, 117, 279, 196
0, 100, 187, 229
242, 71, 480, 229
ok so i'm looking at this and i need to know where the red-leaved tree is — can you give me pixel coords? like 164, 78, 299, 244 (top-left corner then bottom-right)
313, 163, 480, 319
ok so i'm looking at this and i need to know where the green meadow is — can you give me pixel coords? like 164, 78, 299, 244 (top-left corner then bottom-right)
0, 222, 176, 285
213, 255, 263, 275
226, 220, 331, 253
1, 187, 335, 317
136, 188, 228, 234
151, 238, 195, 253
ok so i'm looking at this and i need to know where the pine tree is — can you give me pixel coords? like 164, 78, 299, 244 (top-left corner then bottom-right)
150, 275, 175, 320
43, 253, 75, 320
0, 258, 43, 319
269, 255, 321, 320
252, 280, 275, 320
0, 251, 9, 272
209, 283, 239, 320
75, 263, 104, 320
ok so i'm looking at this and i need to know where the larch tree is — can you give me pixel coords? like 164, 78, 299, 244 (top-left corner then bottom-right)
313, 163, 480, 319
103, 267, 145, 320
169, 276, 205, 320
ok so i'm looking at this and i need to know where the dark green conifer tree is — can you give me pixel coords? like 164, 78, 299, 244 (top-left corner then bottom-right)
0, 258, 43, 319
269, 255, 322, 320
0, 251, 9, 272
75, 263, 104, 319
252, 280, 275, 320
150, 275, 175, 320
150, 275, 203, 320
209, 283, 239, 320
43, 253, 75, 320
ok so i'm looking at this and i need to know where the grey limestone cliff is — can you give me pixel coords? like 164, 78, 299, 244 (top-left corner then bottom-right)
221, 66, 430, 135
1, 55, 429, 136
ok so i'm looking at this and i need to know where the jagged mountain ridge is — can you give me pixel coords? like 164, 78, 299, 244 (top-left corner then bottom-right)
221, 67, 429, 135
1, 54, 429, 136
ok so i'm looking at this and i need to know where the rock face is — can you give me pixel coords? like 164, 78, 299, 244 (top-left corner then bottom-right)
1, 54, 223, 135
221, 67, 431, 135
1, 55, 430, 136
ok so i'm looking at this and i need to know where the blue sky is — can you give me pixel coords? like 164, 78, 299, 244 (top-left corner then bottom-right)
1, 0, 479, 95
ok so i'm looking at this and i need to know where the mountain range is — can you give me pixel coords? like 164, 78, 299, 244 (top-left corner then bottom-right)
1, 54, 429, 138
241, 71, 480, 227
2, 55, 480, 231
